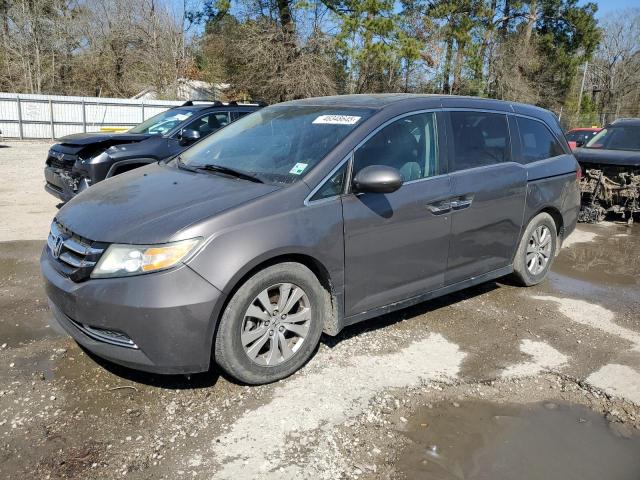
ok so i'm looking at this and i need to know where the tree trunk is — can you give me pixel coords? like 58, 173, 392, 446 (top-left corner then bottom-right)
452, 39, 466, 94
500, 0, 511, 36
474, 0, 497, 95
524, 0, 537, 44
442, 36, 453, 94
0, 0, 8, 41
276, 0, 294, 36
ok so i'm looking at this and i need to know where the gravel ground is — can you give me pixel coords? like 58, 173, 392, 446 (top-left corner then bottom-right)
0, 140, 58, 242
0, 141, 639, 479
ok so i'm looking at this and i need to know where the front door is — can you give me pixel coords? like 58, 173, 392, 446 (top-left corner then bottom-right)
342, 111, 452, 317
443, 110, 527, 285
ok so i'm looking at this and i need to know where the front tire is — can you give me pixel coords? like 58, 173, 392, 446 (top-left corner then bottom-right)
511, 212, 558, 286
214, 262, 326, 384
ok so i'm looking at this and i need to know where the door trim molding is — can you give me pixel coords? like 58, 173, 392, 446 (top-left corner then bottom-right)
339, 264, 513, 330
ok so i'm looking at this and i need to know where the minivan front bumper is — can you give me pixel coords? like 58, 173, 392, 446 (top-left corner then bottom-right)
41, 247, 225, 374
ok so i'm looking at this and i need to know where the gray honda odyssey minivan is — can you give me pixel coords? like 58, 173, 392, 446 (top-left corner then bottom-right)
41, 94, 580, 384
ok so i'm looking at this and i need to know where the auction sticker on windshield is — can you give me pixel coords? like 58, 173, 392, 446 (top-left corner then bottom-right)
313, 115, 361, 125
289, 163, 308, 175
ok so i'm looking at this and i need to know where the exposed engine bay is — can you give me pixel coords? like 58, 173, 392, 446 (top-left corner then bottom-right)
44, 134, 154, 202
578, 164, 640, 223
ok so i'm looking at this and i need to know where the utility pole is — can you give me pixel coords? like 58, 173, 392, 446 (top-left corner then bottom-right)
577, 61, 588, 116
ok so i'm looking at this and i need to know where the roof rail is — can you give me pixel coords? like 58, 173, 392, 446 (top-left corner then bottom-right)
178, 99, 268, 107
611, 117, 640, 124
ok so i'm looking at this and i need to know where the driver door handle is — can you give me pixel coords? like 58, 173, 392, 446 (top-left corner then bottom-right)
426, 199, 451, 215
450, 195, 474, 210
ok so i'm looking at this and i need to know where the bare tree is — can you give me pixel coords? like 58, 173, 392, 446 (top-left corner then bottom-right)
590, 8, 640, 122
0, 0, 190, 97
227, 20, 339, 102
491, 32, 541, 104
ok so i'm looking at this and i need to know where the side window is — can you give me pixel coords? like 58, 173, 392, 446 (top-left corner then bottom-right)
310, 163, 348, 202
353, 112, 439, 182
182, 112, 230, 137
232, 111, 252, 121
517, 117, 564, 163
450, 111, 510, 171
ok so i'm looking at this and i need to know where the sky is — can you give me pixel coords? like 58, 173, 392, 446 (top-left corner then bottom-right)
585, 0, 640, 18
169, 0, 639, 29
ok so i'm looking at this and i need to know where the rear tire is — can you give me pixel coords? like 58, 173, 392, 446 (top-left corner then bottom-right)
214, 262, 326, 385
511, 212, 558, 286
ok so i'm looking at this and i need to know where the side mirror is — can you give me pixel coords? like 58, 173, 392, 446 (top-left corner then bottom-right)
353, 165, 403, 194
575, 140, 585, 148
178, 128, 201, 146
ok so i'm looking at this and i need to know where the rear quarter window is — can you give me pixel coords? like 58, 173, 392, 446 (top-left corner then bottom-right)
517, 117, 564, 163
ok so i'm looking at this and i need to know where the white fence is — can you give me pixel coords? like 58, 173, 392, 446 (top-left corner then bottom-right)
0, 93, 184, 139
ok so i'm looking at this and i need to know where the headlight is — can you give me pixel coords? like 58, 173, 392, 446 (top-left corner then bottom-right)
91, 238, 201, 278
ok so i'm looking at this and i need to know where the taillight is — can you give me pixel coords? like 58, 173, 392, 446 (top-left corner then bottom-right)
576, 166, 583, 182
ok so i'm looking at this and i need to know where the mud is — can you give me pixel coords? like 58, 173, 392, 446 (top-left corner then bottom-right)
554, 223, 639, 287
397, 400, 640, 480
0, 240, 60, 346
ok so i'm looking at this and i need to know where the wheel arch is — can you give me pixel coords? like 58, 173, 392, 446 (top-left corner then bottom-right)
513, 205, 564, 265
213, 252, 340, 342
534, 206, 564, 247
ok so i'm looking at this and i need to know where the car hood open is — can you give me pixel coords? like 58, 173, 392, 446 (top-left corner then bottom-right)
56, 132, 151, 146
55, 163, 280, 244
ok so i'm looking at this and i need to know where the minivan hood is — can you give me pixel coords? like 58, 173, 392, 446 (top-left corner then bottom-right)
56, 163, 280, 244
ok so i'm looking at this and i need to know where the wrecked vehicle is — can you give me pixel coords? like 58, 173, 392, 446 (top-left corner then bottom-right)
44, 101, 264, 202
573, 118, 640, 223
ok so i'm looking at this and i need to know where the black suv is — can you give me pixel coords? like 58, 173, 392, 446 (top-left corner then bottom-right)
44, 101, 264, 202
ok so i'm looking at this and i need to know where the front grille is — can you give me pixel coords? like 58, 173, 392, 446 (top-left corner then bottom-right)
47, 151, 77, 170
47, 221, 107, 281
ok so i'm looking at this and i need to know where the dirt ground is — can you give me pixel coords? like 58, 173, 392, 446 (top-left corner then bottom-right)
0, 141, 58, 242
1, 141, 639, 479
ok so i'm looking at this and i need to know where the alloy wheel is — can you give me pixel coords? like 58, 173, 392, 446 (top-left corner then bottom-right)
240, 283, 311, 366
526, 225, 552, 275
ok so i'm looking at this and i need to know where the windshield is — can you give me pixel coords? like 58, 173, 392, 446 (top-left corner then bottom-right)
566, 130, 598, 143
129, 108, 194, 135
179, 105, 374, 184
585, 125, 640, 151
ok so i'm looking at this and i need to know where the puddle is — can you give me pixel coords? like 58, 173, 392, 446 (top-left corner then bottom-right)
0, 240, 61, 346
397, 400, 640, 480
554, 224, 639, 287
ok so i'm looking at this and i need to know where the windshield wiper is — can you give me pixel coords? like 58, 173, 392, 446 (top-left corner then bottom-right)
195, 164, 264, 183
175, 155, 198, 172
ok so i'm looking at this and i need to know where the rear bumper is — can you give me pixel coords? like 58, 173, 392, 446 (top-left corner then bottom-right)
41, 247, 225, 374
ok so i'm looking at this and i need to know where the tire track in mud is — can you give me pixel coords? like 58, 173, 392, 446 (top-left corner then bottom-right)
531, 295, 640, 404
